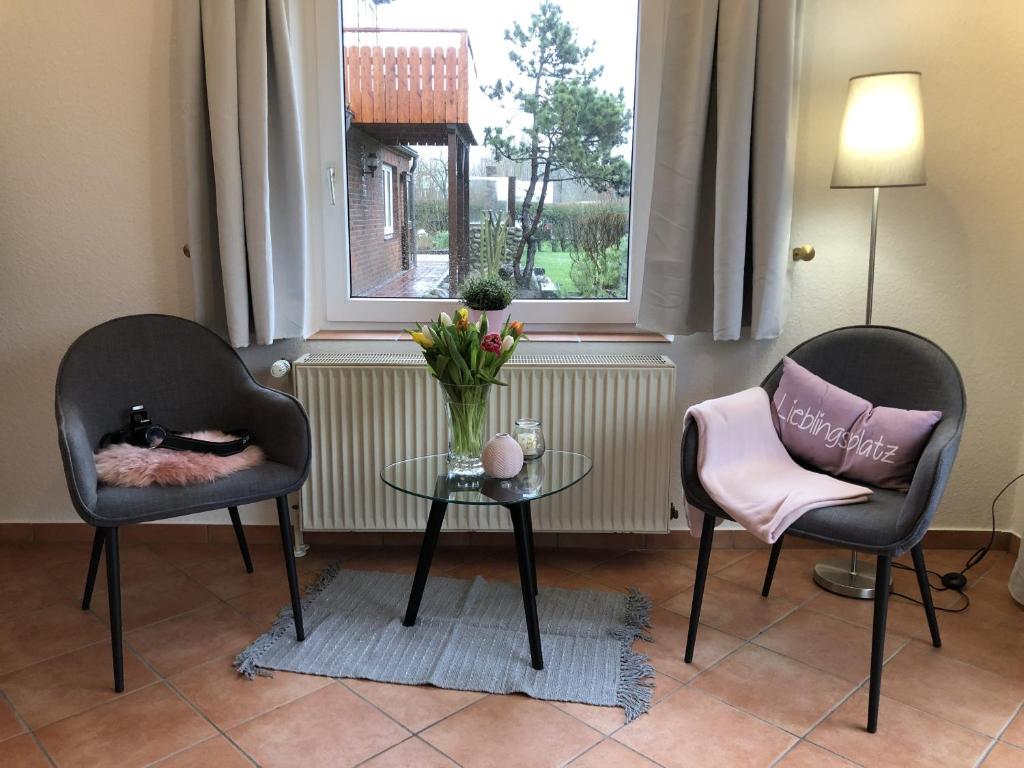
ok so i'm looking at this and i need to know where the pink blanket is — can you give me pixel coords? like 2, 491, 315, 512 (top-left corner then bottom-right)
685, 388, 871, 544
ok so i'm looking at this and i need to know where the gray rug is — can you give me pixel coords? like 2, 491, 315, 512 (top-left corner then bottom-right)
235, 565, 655, 721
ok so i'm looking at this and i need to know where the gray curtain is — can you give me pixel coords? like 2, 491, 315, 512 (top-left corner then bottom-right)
639, 0, 801, 340
181, 0, 307, 348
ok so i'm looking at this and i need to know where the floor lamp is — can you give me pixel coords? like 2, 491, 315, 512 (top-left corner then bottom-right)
814, 71, 927, 599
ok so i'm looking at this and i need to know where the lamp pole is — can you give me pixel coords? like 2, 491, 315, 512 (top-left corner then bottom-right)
866, 186, 879, 325
812, 185, 888, 599
816, 70, 925, 600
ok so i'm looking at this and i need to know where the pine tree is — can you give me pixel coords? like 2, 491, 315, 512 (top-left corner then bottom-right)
484, 2, 631, 287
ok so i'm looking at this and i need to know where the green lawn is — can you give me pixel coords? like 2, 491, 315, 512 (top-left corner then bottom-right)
532, 244, 574, 295
531, 241, 627, 298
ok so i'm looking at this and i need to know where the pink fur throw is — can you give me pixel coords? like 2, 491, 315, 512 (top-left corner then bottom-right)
94, 431, 265, 487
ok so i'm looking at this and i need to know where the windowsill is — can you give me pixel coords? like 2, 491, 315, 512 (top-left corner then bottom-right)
309, 330, 672, 343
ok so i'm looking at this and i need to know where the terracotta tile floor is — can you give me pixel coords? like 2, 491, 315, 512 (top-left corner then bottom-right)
1, 539, 1022, 767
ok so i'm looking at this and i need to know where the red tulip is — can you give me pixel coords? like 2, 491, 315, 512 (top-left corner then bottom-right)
481, 332, 502, 354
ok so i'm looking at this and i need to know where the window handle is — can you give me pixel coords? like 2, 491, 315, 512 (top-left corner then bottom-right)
327, 166, 337, 207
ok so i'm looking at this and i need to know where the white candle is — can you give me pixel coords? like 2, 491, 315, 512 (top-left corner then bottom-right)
517, 432, 537, 455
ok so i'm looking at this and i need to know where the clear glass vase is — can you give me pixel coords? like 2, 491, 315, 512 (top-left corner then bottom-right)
441, 382, 492, 477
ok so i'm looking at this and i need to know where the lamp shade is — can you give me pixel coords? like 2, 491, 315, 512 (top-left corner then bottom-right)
830, 71, 926, 188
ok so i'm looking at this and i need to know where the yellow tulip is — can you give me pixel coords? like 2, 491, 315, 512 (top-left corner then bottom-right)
410, 330, 434, 348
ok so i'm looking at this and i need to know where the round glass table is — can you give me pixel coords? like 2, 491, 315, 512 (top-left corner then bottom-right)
380, 451, 592, 670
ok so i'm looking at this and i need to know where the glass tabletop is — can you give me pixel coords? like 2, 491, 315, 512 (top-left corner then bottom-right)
380, 451, 592, 507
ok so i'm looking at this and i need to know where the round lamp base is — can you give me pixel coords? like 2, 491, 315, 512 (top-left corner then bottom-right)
812, 556, 890, 599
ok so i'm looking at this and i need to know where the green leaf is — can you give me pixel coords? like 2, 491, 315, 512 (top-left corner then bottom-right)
434, 355, 450, 380
452, 346, 473, 384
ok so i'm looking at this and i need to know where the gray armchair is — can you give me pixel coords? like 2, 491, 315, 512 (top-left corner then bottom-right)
681, 326, 966, 733
55, 314, 310, 692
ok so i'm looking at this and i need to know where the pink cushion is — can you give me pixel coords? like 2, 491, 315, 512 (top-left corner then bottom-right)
772, 357, 942, 491
94, 430, 265, 487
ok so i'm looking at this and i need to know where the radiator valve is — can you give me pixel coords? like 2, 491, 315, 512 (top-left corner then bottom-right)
270, 359, 292, 378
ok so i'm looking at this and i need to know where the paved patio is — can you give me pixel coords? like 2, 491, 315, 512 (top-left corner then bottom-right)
364, 254, 450, 298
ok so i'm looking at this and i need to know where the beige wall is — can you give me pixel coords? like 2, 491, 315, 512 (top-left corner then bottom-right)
1, 0, 1022, 532
0, 1, 196, 521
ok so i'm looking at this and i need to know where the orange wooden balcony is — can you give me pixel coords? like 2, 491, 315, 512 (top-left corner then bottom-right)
343, 28, 471, 135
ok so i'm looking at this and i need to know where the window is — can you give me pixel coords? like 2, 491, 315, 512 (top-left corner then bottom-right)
382, 163, 395, 238
313, 0, 665, 326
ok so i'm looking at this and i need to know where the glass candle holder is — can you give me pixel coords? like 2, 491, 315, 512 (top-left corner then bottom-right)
516, 458, 544, 495
513, 418, 546, 460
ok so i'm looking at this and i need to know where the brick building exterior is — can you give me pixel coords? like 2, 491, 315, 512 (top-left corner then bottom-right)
346, 127, 414, 296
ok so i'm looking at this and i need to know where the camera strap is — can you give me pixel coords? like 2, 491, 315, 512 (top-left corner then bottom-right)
158, 431, 251, 456
100, 423, 251, 456
99, 405, 253, 456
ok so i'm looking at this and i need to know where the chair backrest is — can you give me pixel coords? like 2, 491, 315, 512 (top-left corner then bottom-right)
760, 326, 965, 423
761, 326, 966, 549
56, 314, 259, 454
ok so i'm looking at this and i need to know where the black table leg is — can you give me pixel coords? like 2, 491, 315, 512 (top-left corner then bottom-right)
403, 497, 448, 627
511, 503, 544, 670
523, 502, 538, 596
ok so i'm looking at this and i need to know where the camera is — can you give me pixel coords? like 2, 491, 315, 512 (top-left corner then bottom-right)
126, 405, 168, 448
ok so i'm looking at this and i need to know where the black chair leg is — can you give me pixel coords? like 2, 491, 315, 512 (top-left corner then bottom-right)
104, 527, 124, 693
867, 555, 891, 733
684, 512, 716, 664
762, 536, 784, 597
275, 496, 305, 642
228, 506, 254, 574
82, 526, 104, 610
911, 544, 941, 648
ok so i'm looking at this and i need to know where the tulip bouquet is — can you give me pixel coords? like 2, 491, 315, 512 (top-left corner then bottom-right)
407, 308, 526, 474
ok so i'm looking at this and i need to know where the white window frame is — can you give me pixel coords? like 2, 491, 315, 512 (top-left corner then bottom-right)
381, 163, 395, 238
309, 0, 666, 329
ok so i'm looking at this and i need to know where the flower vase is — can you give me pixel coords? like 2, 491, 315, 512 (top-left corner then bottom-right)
441, 383, 492, 477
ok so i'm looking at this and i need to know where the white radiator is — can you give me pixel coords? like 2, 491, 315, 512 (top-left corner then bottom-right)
293, 353, 677, 533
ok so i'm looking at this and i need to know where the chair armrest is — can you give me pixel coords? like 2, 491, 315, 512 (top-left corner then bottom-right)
55, 403, 98, 515
898, 417, 964, 549
239, 385, 311, 479
680, 417, 729, 519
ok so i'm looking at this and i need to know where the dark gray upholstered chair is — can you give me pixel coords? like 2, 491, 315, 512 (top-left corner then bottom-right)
55, 315, 310, 691
681, 326, 966, 733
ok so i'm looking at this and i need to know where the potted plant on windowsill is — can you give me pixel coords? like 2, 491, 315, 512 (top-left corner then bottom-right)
460, 274, 517, 333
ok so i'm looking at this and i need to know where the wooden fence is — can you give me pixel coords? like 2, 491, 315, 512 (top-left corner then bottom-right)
344, 32, 470, 125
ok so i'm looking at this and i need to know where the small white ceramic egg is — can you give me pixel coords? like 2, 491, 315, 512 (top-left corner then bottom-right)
481, 433, 525, 479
